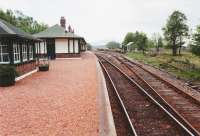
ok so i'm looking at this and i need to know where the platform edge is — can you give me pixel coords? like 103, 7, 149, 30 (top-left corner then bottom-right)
96, 60, 117, 136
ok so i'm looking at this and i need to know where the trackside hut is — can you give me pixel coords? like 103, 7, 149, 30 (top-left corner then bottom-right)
0, 19, 42, 75
34, 17, 86, 59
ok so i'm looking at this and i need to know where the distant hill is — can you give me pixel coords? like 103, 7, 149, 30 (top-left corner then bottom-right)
93, 45, 107, 49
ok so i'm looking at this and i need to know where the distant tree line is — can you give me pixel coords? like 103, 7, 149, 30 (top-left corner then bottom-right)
121, 10, 200, 57
106, 41, 120, 49
0, 9, 48, 34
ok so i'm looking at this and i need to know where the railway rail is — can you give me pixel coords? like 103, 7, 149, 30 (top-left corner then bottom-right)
100, 59, 136, 136
97, 51, 200, 135
97, 54, 195, 136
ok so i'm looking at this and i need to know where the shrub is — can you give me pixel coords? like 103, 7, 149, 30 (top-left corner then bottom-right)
39, 64, 49, 71
0, 65, 16, 86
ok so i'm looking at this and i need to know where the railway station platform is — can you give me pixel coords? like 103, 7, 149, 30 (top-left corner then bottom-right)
0, 52, 116, 136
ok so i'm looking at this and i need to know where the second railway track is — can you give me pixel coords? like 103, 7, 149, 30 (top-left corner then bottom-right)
97, 54, 196, 136
97, 51, 200, 135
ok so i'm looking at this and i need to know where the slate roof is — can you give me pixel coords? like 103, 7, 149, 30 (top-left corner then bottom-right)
34, 24, 84, 39
0, 18, 37, 40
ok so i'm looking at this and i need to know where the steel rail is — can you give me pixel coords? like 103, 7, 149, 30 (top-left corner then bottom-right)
122, 56, 200, 106
98, 56, 138, 136
113, 55, 200, 136
97, 54, 195, 136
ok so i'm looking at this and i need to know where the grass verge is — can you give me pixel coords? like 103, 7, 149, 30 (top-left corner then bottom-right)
126, 50, 200, 81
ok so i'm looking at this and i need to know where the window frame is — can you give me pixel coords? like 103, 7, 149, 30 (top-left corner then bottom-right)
0, 44, 10, 64
29, 45, 33, 60
22, 44, 28, 62
13, 44, 21, 64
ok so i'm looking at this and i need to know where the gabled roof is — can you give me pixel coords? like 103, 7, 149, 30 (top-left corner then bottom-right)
34, 24, 83, 39
0, 18, 37, 40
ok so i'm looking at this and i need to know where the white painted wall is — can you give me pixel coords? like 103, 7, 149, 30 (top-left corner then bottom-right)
35, 42, 39, 54
55, 39, 68, 53
74, 40, 79, 53
39, 42, 46, 54
69, 40, 74, 53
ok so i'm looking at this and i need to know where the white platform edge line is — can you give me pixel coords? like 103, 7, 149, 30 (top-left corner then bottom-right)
15, 69, 38, 82
96, 60, 117, 136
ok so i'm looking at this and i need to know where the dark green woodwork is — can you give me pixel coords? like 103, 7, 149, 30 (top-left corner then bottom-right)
46, 39, 56, 59
73, 39, 75, 53
68, 39, 70, 53
8, 39, 14, 64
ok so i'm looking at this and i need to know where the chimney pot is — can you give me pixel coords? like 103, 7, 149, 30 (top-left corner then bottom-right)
60, 16, 66, 29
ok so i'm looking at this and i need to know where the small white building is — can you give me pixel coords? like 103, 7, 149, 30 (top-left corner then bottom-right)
34, 17, 86, 59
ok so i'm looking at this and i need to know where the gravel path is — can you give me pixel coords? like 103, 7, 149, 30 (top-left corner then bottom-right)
0, 52, 99, 136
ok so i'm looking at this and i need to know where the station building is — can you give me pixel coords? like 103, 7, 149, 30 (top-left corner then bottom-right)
0, 17, 86, 76
34, 17, 86, 59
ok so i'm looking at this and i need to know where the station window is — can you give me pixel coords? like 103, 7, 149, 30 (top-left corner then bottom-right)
29, 45, 33, 60
13, 44, 21, 63
0, 44, 9, 64
22, 45, 28, 61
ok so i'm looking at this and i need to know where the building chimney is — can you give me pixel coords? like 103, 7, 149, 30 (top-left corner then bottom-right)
60, 16, 66, 29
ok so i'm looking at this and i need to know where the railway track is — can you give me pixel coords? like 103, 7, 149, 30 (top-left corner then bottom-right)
101, 60, 136, 136
97, 51, 200, 135
97, 54, 195, 136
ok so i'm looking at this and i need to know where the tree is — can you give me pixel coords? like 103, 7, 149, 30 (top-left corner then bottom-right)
147, 39, 155, 48
122, 32, 135, 52
163, 10, 189, 56
135, 32, 148, 54
157, 37, 164, 51
152, 33, 163, 53
86, 43, 92, 50
0, 9, 17, 25
0, 9, 48, 34
122, 31, 149, 53
106, 41, 120, 49
190, 25, 200, 56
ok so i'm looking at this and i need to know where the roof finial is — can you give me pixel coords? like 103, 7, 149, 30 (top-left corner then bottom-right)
68, 25, 72, 32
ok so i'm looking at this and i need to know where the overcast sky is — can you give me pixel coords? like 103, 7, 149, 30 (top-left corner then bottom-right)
1, 0, 200, 45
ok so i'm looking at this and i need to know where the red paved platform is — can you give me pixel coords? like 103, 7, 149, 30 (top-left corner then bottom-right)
0, 52, 100, 136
